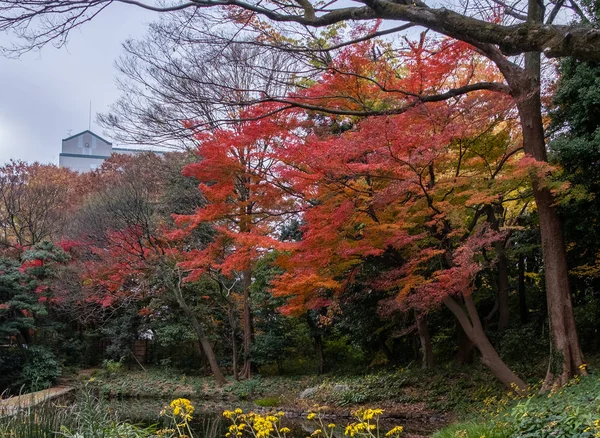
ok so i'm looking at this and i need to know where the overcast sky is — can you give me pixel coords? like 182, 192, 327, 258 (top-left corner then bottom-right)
0, 4, 158, 166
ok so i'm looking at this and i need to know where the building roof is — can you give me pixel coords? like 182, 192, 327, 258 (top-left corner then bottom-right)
113, 147, 166, 155
62, 130, 113, 145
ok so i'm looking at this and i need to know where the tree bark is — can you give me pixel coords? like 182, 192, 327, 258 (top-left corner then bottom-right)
416, 312, 434, 369
508, 30, 586, 391
477, 0, 587, 388
174, 288, 227, 385
444, 295, 527, 393
240, 269, 253, 380
518, 254, 529, 324
227, 297, 239, 381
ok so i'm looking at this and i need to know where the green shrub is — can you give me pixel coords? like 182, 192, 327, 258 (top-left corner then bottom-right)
102, 358, 125, 374
20, 346, 62, 391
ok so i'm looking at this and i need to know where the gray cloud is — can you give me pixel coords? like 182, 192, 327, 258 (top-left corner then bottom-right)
0, 3, 155, 165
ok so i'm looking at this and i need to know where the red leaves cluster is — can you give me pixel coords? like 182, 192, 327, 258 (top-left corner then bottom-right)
174, 105, 301, 282
266, 38, 533, 315
74, 34, 543, 323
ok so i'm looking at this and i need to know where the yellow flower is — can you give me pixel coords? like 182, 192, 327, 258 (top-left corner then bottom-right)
327, 424, 336, 429
311, 429, 322, 436
280, 428, 291, 434
345, 422, 368, 437
385, 426, 404, 436
307, 413, 316, 420
354, 408, 384, 421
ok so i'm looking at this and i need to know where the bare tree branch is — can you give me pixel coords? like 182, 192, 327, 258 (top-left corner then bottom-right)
1, 0, 600, 60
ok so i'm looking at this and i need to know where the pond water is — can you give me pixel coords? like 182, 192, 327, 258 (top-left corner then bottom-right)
102, 397, 438, 437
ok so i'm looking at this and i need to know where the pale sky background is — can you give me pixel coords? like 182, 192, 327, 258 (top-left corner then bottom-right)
0, 4, 158, 166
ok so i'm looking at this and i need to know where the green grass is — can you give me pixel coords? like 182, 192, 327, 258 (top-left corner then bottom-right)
0, 401, 68, 438
0, 392, 157, 438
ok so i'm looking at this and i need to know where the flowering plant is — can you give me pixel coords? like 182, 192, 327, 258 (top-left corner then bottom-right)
221, 406, 403, 438
159, 398, 196, 438
305, 406, 403, 438
222, 409, 289, 438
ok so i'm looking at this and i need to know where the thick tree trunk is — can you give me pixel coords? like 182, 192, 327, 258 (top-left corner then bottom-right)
240, 269, 253, 380
510, 72, 586, 390
518, 254, 529, 324
416, 312, 434, 369
174, 289, 227, 385
535, 185, 586, 389
444, 295, 527, 393
485, 0, 587, 391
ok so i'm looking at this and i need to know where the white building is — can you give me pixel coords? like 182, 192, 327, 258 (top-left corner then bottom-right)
58, 130, 156, 172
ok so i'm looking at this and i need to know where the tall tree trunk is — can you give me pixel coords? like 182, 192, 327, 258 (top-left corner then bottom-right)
240, 269, 253, 380
518, 254, 529, 324
416, 312, 434, 369
174, 288, 227, 385
511, 54, 586, 391
227, 298, 239, 381
444, 295, 527, 393
476, 0, 586, 389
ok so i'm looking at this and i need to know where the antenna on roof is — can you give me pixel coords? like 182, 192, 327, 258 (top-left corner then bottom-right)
88, 100, 92, 131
